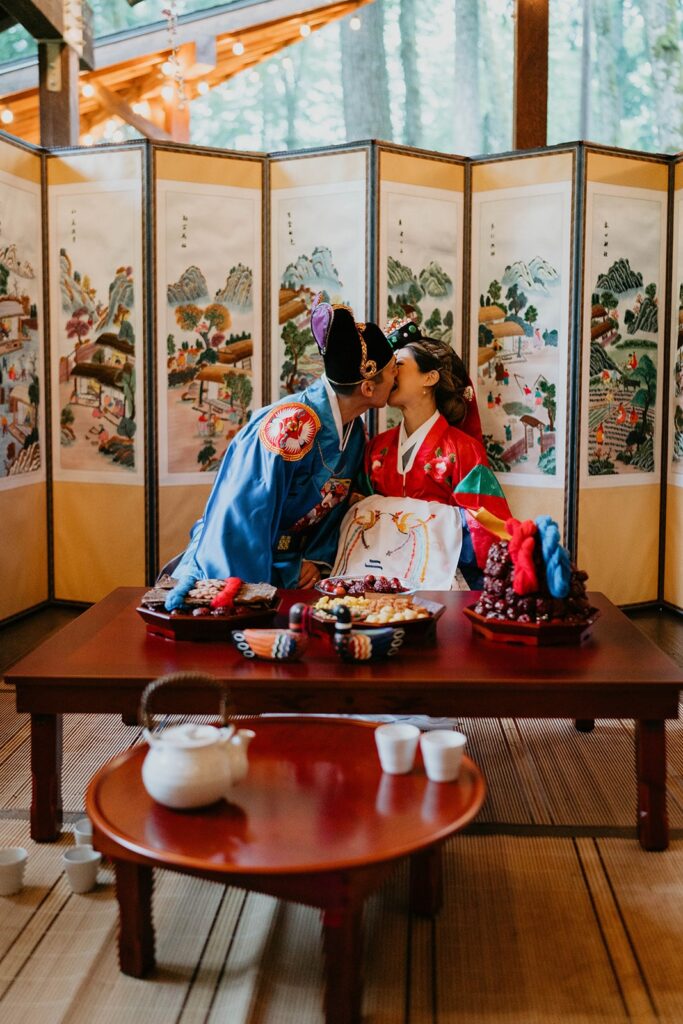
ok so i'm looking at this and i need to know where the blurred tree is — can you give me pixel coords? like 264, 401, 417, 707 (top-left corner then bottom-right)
454, 0, 481, 153
642, 0, 683, 150
340, 2, 393, 140
399, 0, 422, 146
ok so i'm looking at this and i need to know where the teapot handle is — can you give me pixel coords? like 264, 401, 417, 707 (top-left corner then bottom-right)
139, 672, 234, 734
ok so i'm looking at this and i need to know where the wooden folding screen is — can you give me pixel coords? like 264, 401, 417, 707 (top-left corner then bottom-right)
0, 135, 47, 621
0, 135, 680, 618
152, 145, 265, 572
665, 156, 683, 610
46, 145, 147, 603
576, 148, 669, 605
375, 144, 466, 429
469, 149, 576, 533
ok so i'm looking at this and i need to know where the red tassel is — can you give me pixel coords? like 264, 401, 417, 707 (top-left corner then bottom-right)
506, 519, 539, 595
211, 577, 243, 611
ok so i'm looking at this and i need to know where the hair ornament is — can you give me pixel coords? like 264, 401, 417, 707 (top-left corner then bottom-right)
310, 293, 333, 356
463, 384, 474, 402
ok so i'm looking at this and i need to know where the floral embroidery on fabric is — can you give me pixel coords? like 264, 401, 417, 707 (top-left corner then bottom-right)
288, 477, 351, 531
259, 403, 320, 461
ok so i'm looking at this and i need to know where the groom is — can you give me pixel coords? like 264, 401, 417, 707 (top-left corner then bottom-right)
170, 298, 397, 588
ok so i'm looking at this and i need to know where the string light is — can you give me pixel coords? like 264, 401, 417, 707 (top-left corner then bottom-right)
197, 80, 209, 95
161, 61, 174, 76
299, 23, 311, 37
81, 82, 95, 98
232, 41, 245, 56
160, 3, 187, 110
350, 16, 362, 31
82, 133, 94, 146
1, 109, 14, 125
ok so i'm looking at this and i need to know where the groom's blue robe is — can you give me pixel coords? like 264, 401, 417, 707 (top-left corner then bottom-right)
173, 378, 365, 587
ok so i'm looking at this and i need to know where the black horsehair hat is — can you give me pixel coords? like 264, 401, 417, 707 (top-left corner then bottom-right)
310, 296, 393, 386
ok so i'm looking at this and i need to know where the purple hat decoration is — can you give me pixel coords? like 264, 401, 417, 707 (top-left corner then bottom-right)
310, 293, 333, 356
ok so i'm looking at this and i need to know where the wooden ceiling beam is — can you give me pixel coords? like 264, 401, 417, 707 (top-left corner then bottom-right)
90, 81, 172, 141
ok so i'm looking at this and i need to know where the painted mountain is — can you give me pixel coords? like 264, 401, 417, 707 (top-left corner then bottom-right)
596, 258, 643, 293
167, 265, 209, 305
100, 267, 135, 328
0, 243, 35, 279
59, 249, 99, 317
590, 342, 621, 377
418, 261, 453, 297
214, 263, 253, 309
387, 255, 417, 290
282, 246, 341, 290
627, 293, 658, 334
501, 256, 559, 293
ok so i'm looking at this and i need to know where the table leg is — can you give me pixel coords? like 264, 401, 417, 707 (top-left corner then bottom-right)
635, 719, 669, 852
409, 845, 443, 916
30, 713, 63, 842
114, 861, 156, 977
575, 719, 595, 733
322, 904, 364, 1024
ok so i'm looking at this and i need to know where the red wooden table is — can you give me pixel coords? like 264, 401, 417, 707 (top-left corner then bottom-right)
7, 587, 682, 849
87, 717, 486, 1024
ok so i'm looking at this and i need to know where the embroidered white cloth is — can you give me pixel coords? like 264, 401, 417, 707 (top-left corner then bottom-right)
332, 494, 463, 590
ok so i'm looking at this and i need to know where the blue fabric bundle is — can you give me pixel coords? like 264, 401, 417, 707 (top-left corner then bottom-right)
535, 515, 571, 599
164, 575, 199, 612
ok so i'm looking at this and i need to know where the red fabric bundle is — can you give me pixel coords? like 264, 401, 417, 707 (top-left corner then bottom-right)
210, 577, 243, 611
506, 519, 539, 595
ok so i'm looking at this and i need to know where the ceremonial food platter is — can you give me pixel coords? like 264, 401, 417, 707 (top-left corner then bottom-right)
463, 604, 600, 646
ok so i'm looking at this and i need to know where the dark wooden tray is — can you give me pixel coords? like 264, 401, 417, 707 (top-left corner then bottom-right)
136, 600, 281, 642
311, 597, 445, 644
463, 603, 600, 646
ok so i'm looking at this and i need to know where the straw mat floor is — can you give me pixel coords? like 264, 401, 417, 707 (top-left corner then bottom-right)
0, 610, 682, 1022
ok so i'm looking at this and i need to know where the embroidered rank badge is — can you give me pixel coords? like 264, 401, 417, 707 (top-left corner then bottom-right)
259, 403, 320, 461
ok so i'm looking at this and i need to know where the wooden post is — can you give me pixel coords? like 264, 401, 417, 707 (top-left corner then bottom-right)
513, 0, 548, 150
38, 41, 80, 147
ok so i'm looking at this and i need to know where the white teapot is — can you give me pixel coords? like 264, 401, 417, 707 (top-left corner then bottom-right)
139, 673, 254, 809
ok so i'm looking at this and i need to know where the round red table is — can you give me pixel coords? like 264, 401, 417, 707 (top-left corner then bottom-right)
87, 717, 485, 1024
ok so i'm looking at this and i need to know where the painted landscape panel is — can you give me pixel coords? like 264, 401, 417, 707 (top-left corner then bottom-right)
471, 183, 571, 484
157, 181, 261, 482
0, 169, 43, 489
583, 185, 665, 482
380, 182, 462, 429
671, 194, 683, 480
271, 180, 366, 400
50, 181, 143, 483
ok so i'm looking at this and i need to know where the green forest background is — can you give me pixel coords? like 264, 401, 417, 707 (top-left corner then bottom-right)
1, 0, 681, 156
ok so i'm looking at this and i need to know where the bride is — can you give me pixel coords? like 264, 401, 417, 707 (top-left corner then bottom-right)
332, 320, 511, 590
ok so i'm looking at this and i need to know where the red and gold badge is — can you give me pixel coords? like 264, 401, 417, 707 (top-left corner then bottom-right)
259, 403, 320, 461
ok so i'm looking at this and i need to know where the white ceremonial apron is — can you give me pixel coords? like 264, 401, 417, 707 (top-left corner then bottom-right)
332, 494, 463, 590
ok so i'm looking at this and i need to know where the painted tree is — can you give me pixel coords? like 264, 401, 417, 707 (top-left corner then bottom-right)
281, 319, 315, 393
66, 307, 92, 346
630, 353, 657, 433
340, 1, 393, 141
538, 379, 557, 430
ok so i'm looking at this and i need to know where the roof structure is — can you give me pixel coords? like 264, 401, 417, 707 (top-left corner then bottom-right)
0, 0, 370, 145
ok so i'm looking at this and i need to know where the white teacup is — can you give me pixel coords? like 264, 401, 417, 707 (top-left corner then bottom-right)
420, 729, 467, 783
62, 846, 101, 894
73, 818, 93, 846
0, 847, 28, 895
375, 723, 420, 775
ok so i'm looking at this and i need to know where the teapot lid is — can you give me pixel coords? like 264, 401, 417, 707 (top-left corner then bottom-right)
150, 723, 226, 748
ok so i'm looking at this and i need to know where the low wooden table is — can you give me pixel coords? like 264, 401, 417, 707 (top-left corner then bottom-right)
7, 587, 682, 849
86, 717, 485, 1024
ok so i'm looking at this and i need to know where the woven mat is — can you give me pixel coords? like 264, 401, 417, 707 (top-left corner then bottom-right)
0, 817, 681, 1023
